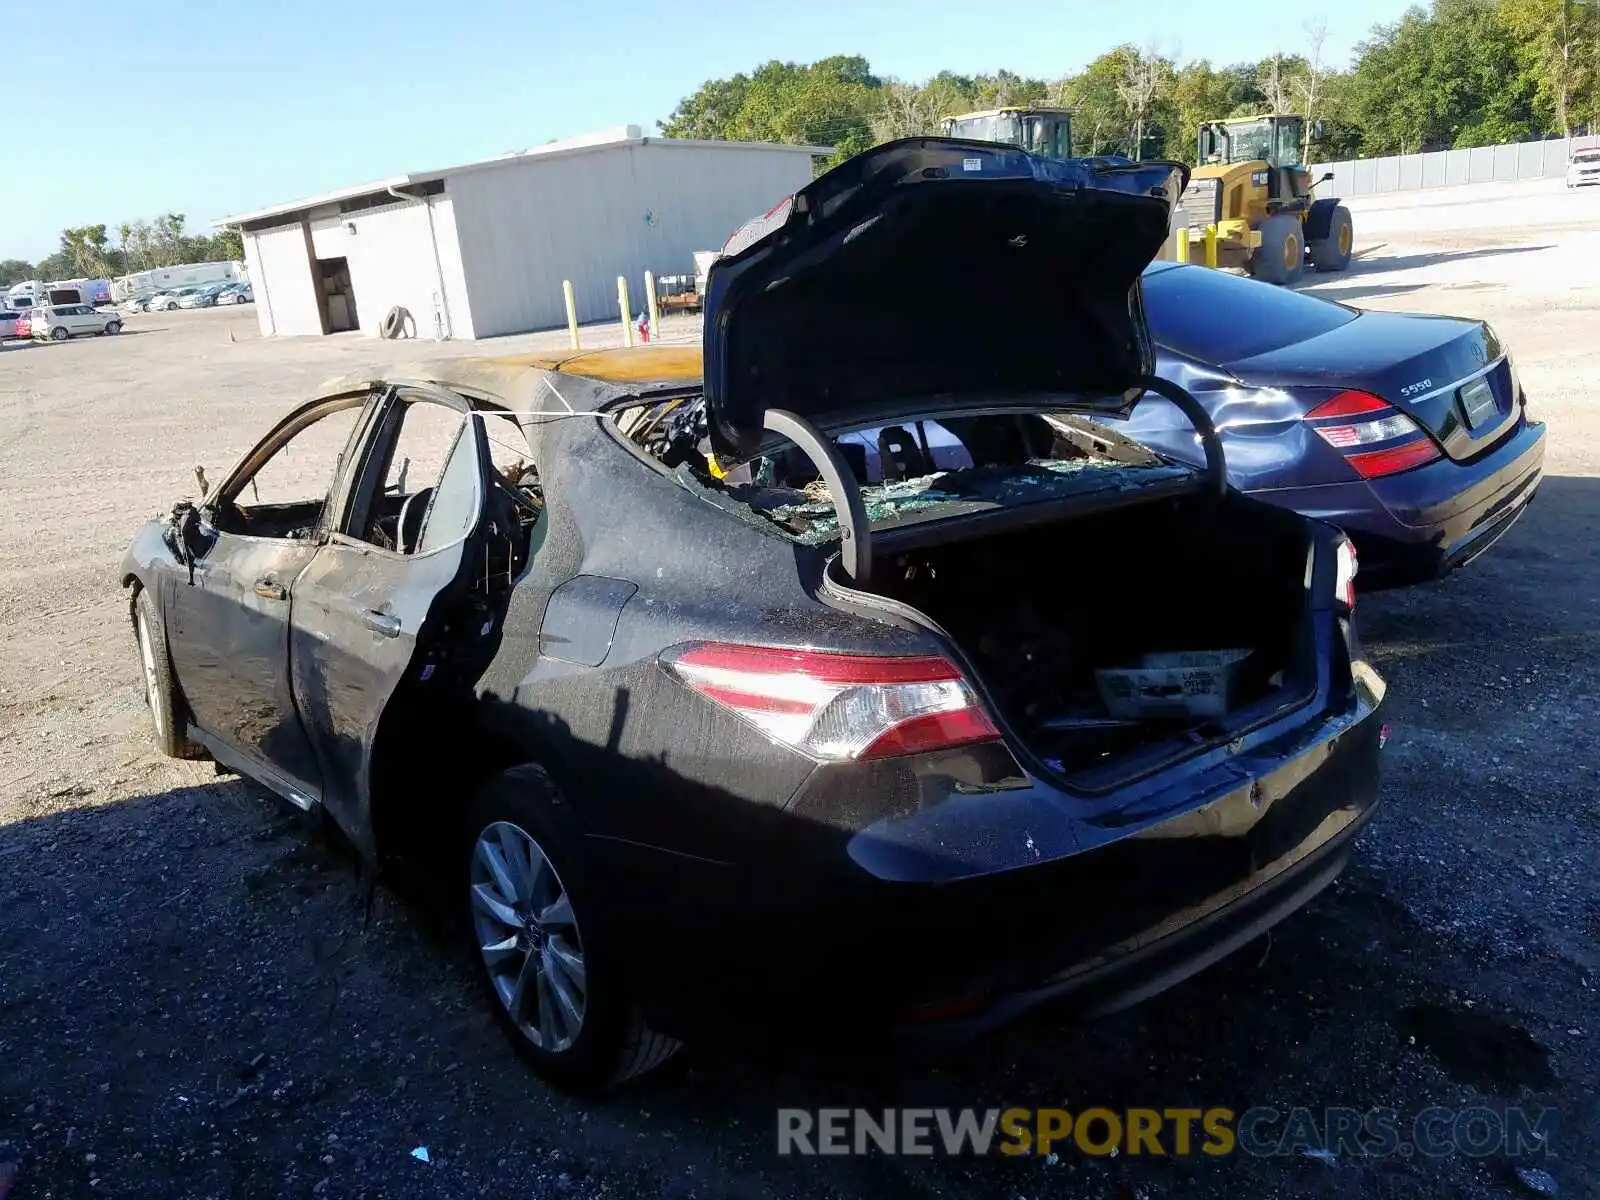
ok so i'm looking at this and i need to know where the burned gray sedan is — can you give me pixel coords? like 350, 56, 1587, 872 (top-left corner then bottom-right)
122, 139, 1385, 1092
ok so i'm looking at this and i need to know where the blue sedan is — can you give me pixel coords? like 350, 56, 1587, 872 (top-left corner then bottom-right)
1125, 263, 1546, 588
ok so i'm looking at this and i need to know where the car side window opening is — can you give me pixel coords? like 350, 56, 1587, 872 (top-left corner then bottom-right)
214, 401, 366, 540
356, 399, 471, 554
414, 424, 482, 555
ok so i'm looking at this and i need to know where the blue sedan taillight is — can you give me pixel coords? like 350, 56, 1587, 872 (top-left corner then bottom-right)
1306, 390, 1443, 479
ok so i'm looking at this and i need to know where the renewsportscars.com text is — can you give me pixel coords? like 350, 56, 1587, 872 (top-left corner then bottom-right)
776, 1105, 1558, 1160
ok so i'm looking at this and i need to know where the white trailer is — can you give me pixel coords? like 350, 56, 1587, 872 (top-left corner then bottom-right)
113, 261, 245, 300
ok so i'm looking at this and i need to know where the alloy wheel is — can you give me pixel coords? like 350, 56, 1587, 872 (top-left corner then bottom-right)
136, 609, 167, 744
470, 820, 588, 1052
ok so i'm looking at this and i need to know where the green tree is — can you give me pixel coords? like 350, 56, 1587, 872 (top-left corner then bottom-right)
58, 226, 121, 278
0, 259, 34, 287
34, 251, 73, 280
1060, 49, 1136, 156
1169, 61, 1240, 163
966, 70, 1049, 108
660, 56, 878, 163
1500, 0, 1598, 133
208, 227, 244, 261
1351, 0, 1536, 152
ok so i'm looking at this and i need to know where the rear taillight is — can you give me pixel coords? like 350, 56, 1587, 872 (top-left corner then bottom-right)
662, 642, 1000, 761
1334, 537, 1359, 609
1306, 390, 1441, 479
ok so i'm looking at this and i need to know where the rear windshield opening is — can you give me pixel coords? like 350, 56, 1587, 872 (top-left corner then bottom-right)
614, 397, 1193, 543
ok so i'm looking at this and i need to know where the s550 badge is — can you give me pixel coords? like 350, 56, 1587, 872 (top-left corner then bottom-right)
1400, 378, 1434, 396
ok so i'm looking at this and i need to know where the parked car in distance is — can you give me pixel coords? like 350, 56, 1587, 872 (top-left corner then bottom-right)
213, 281, 254, 305
177, 283, 228, 310
123, 139, 1386, 1092
1567, 148, 1600, 188
148, 287, 200, 311
1121, 262, 1545, 587
14, 309, 32, 339
0, 308, 21, 338
33, 303, 122, 340
123, 294, 154, 313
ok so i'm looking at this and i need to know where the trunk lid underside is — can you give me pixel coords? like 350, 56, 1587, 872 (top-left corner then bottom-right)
702, 138, 1190, 459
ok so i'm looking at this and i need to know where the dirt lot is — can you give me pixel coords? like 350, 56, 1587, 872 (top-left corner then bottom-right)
2, 195, 1598, 1198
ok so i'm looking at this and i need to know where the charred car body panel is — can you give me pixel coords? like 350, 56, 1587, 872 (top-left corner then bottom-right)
123, 141, 1384, 1070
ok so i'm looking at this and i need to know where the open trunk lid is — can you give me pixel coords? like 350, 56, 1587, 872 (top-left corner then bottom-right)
701, 138, 1190, 459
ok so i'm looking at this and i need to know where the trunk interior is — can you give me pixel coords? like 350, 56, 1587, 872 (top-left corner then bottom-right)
847, 494, 1317, 786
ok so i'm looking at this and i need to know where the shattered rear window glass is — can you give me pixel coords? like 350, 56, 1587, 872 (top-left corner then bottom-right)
736, 458, 1193, 545
617, 397, 1194, 546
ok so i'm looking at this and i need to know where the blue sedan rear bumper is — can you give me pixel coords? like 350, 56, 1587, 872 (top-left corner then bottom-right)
1247, 415, 1545, 587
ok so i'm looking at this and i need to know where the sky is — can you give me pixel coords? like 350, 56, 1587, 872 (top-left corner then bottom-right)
5, 0, 1406, 264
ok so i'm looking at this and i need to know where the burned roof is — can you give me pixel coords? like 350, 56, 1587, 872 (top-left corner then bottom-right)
317, 345, 704, 408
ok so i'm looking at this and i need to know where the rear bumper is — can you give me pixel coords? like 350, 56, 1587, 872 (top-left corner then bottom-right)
1248, 414, 1545, 586
598, 656, 1385, 1050
897, 796, 1373, 1046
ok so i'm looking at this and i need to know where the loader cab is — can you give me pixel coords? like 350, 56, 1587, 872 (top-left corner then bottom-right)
1199, 115, 1307, 170
941, 107, 1073, 159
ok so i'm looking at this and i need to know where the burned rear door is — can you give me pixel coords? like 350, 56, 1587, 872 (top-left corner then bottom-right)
287, 384, 493, 856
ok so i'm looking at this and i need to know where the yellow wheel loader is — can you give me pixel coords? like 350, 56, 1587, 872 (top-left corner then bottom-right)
1177, 114, 1352, 285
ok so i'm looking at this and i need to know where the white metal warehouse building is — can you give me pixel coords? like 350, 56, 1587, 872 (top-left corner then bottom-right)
215, 126, 822, 341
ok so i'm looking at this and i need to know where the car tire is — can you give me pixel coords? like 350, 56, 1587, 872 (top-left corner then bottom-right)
1250, 213, 1305, 285
1309, 205, 1354, 272
50, 326, 69, 341
105, 320, 121, 335
464, 764, 680, 1092
133, 588, 203, 760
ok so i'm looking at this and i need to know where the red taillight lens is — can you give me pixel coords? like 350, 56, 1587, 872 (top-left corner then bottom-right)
1306, 389, 1392, 419
1306, 389, 1442, 478
662, 642, 1000, 761
1334, 537, 1358, 609
1344, 439, 1443, 477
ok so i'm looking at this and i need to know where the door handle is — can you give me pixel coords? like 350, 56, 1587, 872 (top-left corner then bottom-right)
362, 610, 401, 637
254, 578, 287, 601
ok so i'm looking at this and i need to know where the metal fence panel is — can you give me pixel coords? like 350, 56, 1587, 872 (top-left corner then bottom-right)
1543, 138, 1572, 176
1336, 160, 1357, 197
1375, 156, 1402, 192
1286, 135, 1578, 201
1493, 144, 1518, 181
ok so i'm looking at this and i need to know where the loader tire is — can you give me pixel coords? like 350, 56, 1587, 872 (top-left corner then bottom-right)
1250, 214, 1305, 285
1310, 205, 1354, 272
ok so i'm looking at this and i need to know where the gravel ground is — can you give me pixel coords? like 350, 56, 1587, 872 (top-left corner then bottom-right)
1, 200, 1597, 1199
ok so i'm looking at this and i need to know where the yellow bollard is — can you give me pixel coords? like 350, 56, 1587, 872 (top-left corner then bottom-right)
1204, 225, 1219, 269
562, 279, 580, 349
1174, 226, 1189, 264
644, 271, 660, 342
617, 276, 633, 348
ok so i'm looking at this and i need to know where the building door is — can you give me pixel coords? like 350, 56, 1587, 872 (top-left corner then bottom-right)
317, 257, 359, 332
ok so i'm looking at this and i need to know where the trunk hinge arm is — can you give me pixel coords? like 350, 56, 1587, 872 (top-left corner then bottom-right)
1130, 375, 1229, 500
762, 408, 873, 585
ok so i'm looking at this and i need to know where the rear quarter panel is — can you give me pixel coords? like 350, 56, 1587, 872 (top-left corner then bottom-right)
475, 416, 932, 865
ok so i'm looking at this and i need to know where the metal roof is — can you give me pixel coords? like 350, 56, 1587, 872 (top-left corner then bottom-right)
214, 128, 833, 228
